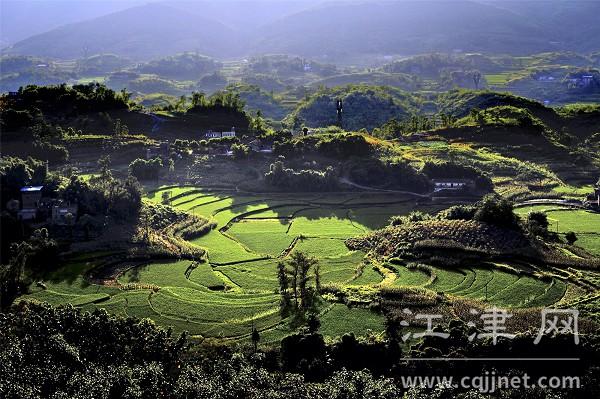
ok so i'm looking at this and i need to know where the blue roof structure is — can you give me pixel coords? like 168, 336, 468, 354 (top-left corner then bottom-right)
20, 186, 44, 192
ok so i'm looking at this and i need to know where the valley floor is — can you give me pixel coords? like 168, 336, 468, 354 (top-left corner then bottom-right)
20, 187, 600, 344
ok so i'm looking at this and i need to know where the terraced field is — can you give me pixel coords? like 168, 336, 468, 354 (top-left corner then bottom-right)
21, 187, 590, 342
515, 205, 600, 256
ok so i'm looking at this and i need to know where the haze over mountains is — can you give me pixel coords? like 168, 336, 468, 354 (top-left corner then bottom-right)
2, 0, 600, 61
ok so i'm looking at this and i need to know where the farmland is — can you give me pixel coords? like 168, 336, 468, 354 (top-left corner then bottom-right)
515, 205, 600, 256
20, 186, 596, 343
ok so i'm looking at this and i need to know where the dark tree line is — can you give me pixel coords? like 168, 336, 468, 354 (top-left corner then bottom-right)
265, 161, 338, 192
2, 301, 599, 398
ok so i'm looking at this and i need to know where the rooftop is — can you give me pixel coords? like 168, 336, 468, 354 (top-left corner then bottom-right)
20, 186, 44, 192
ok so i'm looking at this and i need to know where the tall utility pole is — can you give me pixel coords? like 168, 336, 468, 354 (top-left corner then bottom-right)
336, 98, 343, 129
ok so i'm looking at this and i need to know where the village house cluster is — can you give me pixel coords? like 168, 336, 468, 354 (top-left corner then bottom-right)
204, 127, 237, 139
11, 185, 77, 225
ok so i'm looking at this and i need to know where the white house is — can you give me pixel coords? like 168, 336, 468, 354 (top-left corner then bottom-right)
17, 185, 43, 220
205, 130, 221, 139
206, 127, 236, 139
432, 179, 475, 192
221, 127, 236, 138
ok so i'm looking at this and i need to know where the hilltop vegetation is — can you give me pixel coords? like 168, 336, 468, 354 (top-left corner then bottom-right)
135, 52, 221, 80
76, 54, 132, 76
286, 85, 421, 130
243, 55, 337, 79
226, 83, 290, 120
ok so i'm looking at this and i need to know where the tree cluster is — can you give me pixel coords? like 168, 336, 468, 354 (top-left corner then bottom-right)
65, 157, 142, 221
277, 251, 320, 318
0, 228, 60, 309
1, 301, 598, 398
274, 133, 371, 159
345, 158, 431, 193
265, 161, 338, 192
128, 157, 163, 181
1, 83, 129, 126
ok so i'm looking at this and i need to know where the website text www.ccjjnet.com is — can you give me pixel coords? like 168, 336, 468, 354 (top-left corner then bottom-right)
400, 372, 581, 393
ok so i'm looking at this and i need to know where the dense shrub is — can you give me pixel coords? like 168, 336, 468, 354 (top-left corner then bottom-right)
0, 156, 50, 207
231, 143, 250, 160
286, 85, 420, 131
274, 133, 371, 159
527, 211, 550, 236
2, 83, 129, 118
346, 158, 430, 193
29, 141, 69, 164
136, 52, 219, 80
2, 303, 599, 398
265, 161, 338, 191
128, 157, 163, 180
473, 195, 519, 229
436, 205, 477, 221
62, 174, 142, 221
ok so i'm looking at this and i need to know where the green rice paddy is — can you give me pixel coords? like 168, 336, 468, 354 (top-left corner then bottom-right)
516, 205, 600, 256
21, 187, 588, 341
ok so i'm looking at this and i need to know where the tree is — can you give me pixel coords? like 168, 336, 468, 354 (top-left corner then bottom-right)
277, 262, 292, 317
251, 326, 260, 352
190, 91, 205, 107
176, 95, 188, 112
119, 88, 131, 105
161, 191, 171, 205
129, 158, 163, 181
287, 257, 300, 310
527, 211, 549, 236
77, 213, 97, 240
474, 195, 518, 229
139, 206, 153, 243
113, 118, 129, 136
565, 231, 578, 245
250, 110, 267, 135
472, 70, 482, 90
279, 252, 319, 317
0, 241, 30, 309
306, 313, 321, 334
289, 251, 318, 311
384, 314, 401, 344
231, 143, 250, 160
96, 155, 113, 190
314, 262, 321, 293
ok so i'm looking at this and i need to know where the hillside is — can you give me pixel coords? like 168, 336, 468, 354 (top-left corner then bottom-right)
347, 219, 534, 258
252, 1, 560, 58
287, 85, 421, 130
436, 90, 555, 118
5, 1, 600, 62
2, 3, 240, 60
135, 53, 221, 80
310, 72, 419, 91
226, 83, 290, 121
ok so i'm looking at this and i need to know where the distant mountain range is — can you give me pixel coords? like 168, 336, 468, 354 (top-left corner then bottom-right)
2, 0, 599, 61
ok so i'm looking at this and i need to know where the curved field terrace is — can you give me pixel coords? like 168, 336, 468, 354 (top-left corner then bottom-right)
21, 187, 594, 342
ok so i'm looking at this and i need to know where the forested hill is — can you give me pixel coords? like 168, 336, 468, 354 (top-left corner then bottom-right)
4, 1, 600, 61
1, 3, 240, 60
250, 0, 600, 57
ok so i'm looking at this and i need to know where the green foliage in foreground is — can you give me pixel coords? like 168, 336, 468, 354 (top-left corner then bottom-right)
2, 302, 599, 398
